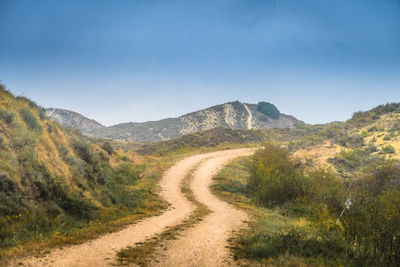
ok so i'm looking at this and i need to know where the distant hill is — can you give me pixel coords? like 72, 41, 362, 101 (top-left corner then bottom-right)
45, 108, 105, 135
137, 127, 268, 155
87, 101, 301, 142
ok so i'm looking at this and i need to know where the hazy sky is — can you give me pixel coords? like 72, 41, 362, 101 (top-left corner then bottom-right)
1, 0, 399, 126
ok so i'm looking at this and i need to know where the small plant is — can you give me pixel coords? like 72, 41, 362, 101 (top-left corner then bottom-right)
101, 141, 115, 155
0, 108, 15, 124
360, 130, 368, 137
19, 109, 42, 132
366, 143, 378, 153
381, 145, 395, 154
345, 134, 365, 148
0, 172, 16, 194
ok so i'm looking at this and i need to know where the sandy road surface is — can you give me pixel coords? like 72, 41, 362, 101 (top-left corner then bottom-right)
153, 148, 255, 266
10, 148, 254, 267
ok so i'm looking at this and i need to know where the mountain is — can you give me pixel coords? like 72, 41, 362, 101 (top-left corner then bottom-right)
45, 108, 105, 135
90, 101, 301, 142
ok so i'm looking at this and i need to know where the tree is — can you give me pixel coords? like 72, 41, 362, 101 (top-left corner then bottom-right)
257, 102, 280, 119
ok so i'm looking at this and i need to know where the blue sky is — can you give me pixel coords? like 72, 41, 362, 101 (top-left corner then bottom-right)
1, 0, 399, 126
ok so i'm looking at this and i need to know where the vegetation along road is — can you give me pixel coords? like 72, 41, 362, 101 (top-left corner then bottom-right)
12, 148, 255, 266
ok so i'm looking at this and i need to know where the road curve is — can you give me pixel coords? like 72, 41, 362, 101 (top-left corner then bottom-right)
153, 148, 255, 266
10, 148, 254, 267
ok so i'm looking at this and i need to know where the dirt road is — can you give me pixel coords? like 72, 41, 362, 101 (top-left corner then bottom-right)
153, 149, 254, 266
11, 148, 254, 266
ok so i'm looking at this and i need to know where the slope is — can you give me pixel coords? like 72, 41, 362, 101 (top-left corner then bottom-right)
0, 85, 153, 254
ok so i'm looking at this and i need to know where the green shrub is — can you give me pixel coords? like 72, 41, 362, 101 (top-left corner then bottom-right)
381, 145, 395, 154
0, 172, 16, 194
340, 161, 400, 266
113, 162, 141, 185
344, 134, 365, 148
247, 144, 305, 207
0, 108, 15, 124
12, 129, 37, 150
257, 102, 280, 119
38, 107, 47, 120
366, 143, 378, 153
19, 108, 42, 131
328, 148, 374, 171
320, 124, 346, 141
16, 96, 38, 109
248, 144, 344, 212
101, 141, 115, 155
389, 122, 400, 132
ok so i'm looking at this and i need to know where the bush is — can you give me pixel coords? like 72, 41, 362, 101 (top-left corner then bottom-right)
16, 96, 39, 109
247, 144, 305, 207
257, 102, 280, 119
0, 172, 16, 193
381, 145, 395, 154
389, 122, 400, 132
38, 107, 47, 121
13, 129, 37, 150
19, 109, 42, 132
0, 108, 15, 124
340, 161, 400, 265
113, 162, 141, 185
328, 148, 375, 171
344, 134, 365, 148
101, 141, 115, 155
248, 144, 345, 212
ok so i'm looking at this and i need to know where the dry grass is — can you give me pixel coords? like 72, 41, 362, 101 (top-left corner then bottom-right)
293, 141, 346, 168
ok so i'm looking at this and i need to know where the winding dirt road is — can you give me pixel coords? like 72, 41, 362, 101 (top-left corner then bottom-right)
11, 148, 254, 266
153, 149, 254, 266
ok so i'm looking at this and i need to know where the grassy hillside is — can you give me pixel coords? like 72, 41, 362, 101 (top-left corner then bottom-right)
284, 104, 400, 171
214, 104, 400, 266
0, 85, 165, 256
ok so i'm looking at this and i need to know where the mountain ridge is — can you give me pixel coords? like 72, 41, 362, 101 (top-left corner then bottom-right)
46, 101, 302, 142
45, 108, 105, 135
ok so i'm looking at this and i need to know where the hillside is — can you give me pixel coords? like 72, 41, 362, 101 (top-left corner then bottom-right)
289, 103, 400, 174
137, 127, 267, 155
212, 103, 400, 266
45, 108, 105, 135
0, 85, 156, 252
46, 101, 300, 142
